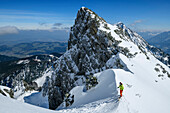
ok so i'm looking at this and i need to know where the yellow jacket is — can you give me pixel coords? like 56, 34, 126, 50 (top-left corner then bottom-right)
118, 84, 124, 90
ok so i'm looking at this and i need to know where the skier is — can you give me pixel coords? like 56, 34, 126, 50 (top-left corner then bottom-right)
118, 82, 124, 98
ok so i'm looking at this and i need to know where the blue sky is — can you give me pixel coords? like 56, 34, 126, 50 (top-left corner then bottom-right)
0, 0, 170, 32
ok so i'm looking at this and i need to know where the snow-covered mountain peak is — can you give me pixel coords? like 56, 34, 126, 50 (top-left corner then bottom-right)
116, 22, 125, 28
68, 7, 108, 49
115, 21, 170, 66
41, 7, 170, 110
71, 7, 148, 54
75, 7, 106, 24
1, 7, 169, 113
115, 21, 146, 45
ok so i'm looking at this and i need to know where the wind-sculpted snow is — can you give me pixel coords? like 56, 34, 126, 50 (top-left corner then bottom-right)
66, 70, 117, 108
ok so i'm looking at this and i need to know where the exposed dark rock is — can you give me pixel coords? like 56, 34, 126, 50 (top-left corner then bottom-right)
45, 7, 130, 109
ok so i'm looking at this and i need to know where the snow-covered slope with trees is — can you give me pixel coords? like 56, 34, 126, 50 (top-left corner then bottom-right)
0, 54, 58, 98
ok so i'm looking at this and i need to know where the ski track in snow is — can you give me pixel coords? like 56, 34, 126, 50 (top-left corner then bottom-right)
61, 96, 119, 113
115, 96, 132, 113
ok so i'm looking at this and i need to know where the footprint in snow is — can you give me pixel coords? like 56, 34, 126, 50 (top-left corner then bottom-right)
135, 94, 141, 98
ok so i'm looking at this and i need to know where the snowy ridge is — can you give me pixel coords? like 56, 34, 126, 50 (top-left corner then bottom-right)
115, 22, 170, 67
61, 70, 118, 109
1, 62, 170, 113
42, 7, 170, 110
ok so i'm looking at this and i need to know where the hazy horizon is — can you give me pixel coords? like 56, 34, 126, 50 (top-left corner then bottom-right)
0, 0, 170, 47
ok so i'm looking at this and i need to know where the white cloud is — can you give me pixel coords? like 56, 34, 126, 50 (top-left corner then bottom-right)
137, 29, 165, 32
130, 20, 143, 26
39, 22, 47, 26
50, 26, 70, 32
0, 26, 19, 35
0, 9, 74, 30
53, 23, 62, 26
148, 32, 160, 36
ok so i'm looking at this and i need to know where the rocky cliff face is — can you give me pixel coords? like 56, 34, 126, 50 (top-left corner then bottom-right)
68, 7, 123, 74
44, 7, 136, 110
43, 7, 170, 110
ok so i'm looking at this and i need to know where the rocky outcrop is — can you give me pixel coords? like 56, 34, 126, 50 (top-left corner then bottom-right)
44, 7, 130, 110
44, 7, 170, 110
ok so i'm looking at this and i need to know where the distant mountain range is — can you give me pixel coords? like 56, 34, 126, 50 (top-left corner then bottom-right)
0, 41, 67, 58
137, 31, 161, 40
0, 30, 69, 46
0, 55, 18, 62
146, 31, 170, 54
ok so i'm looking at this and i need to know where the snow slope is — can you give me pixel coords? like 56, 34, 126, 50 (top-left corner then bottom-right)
114, 53, 170, 113
1, 64, 170, 113
24, 91, 49, 108
70, 70, 117, 108
59, 57, 170, 113
34, 68, 53, 87
0, 70, 119, 113
57, 69, 118, 110
0, 94, 57, 113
